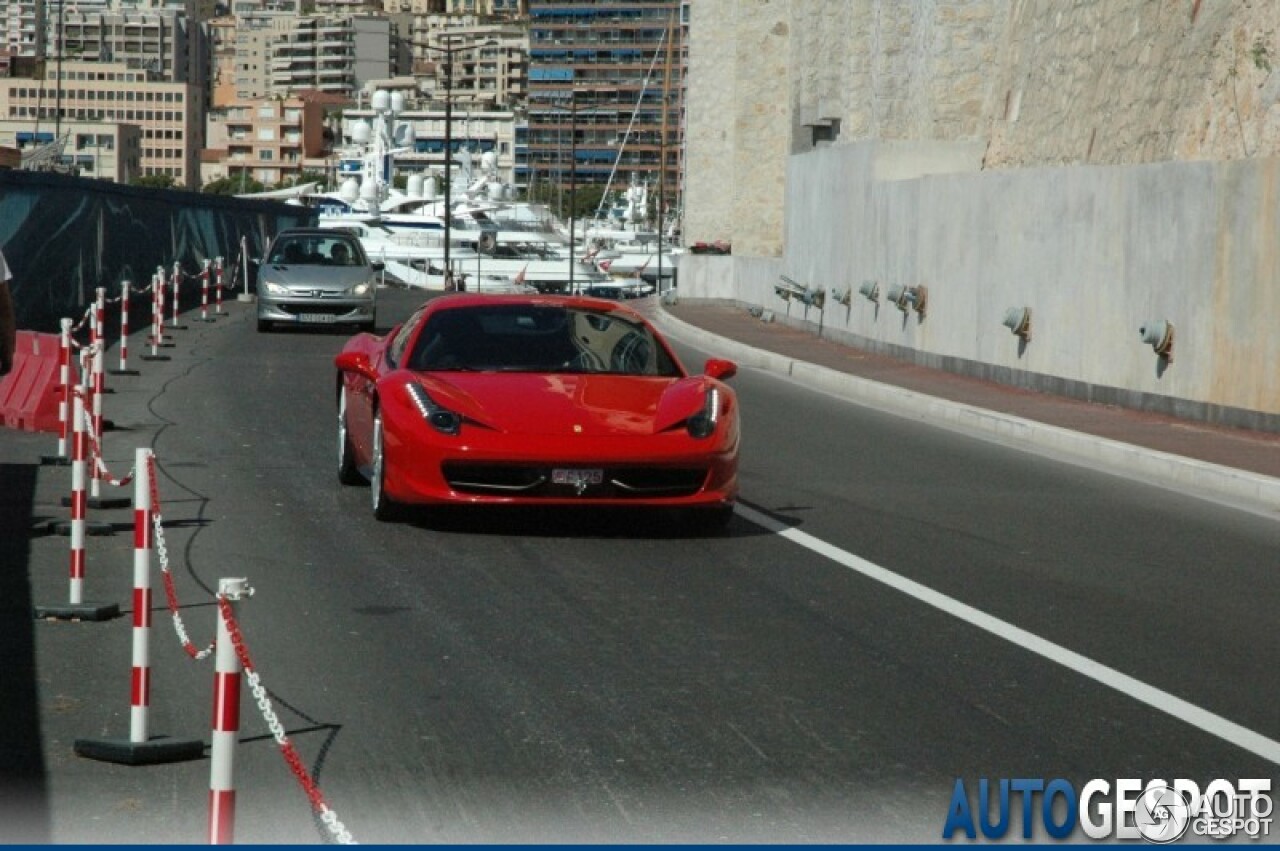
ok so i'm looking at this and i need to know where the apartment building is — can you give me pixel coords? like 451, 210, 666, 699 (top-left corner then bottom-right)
226, 13, 362, 100
204, 94, 326, 185
2, 0, 42, 57
409, 16, 525, 109
0, 59, 203, 185
522, 0, 683, 207
379, 0, 523, 15
53, 7, 210, 88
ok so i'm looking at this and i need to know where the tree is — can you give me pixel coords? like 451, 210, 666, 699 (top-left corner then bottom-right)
524, 181, 607, 222
131, 173, 177, 189
202, 175, 267, 195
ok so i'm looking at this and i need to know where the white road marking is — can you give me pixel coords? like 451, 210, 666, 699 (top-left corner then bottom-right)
735, 503, 1280, 767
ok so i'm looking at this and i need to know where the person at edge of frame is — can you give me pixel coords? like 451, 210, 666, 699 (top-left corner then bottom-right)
0, 247, 15, 377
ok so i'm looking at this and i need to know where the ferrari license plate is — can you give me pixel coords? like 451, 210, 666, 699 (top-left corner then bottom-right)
298, 313, 336, 324
552, 468, 603, 486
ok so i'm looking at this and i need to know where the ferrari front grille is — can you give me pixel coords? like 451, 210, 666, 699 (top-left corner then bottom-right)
442, 463, 708, 499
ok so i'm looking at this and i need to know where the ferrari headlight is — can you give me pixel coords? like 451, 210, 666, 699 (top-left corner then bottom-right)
263, 281, 289, 295
346, 280, 373, 297
686, 387, 721, 439
406, 383, 461, 435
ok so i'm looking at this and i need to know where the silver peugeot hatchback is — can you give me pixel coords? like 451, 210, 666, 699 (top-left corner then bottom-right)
256, 228, 381, 332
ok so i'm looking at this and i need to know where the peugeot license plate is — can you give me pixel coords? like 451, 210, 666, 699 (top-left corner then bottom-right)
298, 313, 337, 324
552, 468, 603, 486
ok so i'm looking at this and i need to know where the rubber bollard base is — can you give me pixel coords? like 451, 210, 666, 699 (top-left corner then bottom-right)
140, 354, 171, 362
33, 600, 120, 621
108, 369, 140, 376
237, 293, 255, 303
40, 455, 71, 466
74, 736, 205, 766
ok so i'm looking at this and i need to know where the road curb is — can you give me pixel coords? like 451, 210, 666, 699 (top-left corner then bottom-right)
654, 306, 1280, 518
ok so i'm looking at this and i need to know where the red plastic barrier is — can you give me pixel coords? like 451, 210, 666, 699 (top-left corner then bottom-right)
0, 330, 63, 433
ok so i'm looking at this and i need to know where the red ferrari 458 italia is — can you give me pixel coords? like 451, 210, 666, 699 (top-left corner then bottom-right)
334, 294, 740, 529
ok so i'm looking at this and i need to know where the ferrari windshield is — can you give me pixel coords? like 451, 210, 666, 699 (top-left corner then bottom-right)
408, 304, 682, 377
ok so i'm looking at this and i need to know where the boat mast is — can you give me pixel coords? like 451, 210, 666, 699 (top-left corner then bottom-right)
591, 25, 669, 225
657, 11, 675, 292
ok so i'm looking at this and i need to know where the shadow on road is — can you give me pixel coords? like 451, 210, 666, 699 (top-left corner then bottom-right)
0, 462, 51, 843
400, 504, 769, 540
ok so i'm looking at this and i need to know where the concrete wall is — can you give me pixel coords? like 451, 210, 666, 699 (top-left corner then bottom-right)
676, 141, 1280, 429
684, 1, 1280, 258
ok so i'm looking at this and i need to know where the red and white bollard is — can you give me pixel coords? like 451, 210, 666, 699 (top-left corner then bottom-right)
112, 279, 140, 376
40, 318, 74, 466
237, 236, 254, 303
90, 290, 107, 492
170, 261, 186, 329
198, 260, 215, 322
143, 272, 171, 362
131, 448, 156, 740
68, 390, 87, 606
215, 256, 225, 315
70, 448, 204, 763
34, 389, 119, 621
210, 577, 252, 845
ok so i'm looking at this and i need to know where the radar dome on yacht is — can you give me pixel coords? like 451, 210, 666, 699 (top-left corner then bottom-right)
371, 90, 390, 112
360, 178, 379, 204
351, 121, 371, 145
488, 183, 504, 201
423, 175, 439, 200
390, 91, 406, 113
394, 122, 416, 146
340, 178, 360, 202
407, 174, 425, 197
481, 151, 497, 171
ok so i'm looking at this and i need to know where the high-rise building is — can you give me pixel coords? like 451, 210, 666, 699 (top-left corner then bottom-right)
522, 0, 683, 223
409, 14, 525, 109
2, 0, 43, 57
54, 7, 209, 86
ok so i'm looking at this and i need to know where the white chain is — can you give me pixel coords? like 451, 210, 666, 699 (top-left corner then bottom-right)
152, 510, 214, 660
80, 404, 136, 487
243, 668, 356, 844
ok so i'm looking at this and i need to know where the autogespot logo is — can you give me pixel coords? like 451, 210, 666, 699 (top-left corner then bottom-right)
942, 778, 1273, 842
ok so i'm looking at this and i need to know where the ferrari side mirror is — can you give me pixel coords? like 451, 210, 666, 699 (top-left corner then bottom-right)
703, 358, 737, 381
335, 350, 377, 382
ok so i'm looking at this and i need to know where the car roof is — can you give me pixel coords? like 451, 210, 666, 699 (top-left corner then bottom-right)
426, 293, 647, 321
273, 227, 352, 239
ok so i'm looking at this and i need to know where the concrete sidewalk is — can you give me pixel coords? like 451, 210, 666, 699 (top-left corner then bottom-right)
648, 300, 1280, 518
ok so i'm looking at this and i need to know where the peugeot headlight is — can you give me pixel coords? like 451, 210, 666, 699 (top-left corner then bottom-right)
346, 280, 373, 297
406, 383, 461, 435
686, 387, 721, 439
263, 281, 289, 295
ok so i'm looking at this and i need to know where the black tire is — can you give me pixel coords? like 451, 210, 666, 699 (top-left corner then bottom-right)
337, 385, 362, 486
257, 318, 272, 333
370, 410, 404, 522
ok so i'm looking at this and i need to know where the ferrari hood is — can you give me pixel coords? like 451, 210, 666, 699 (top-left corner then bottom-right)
415, 372, 712, 436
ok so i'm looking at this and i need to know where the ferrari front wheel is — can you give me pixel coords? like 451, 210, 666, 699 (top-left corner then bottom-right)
370, 410, 403, 522
337, 385, 361, 486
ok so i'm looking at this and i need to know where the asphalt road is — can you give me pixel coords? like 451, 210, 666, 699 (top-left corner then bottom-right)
3, 286, 1278, 844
